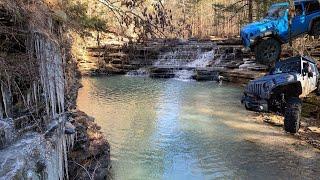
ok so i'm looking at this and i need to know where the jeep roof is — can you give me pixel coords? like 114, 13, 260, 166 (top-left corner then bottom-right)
269, 0, 320, 9
277, 56, 317, 65
275, 0, 320, 5
295, 0, 319, 3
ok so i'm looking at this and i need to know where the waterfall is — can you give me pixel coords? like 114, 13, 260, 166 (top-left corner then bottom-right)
154, 47, 202, 68
127, 42, 217, 80
154, 50, 182, 67
186, 50, 215, 68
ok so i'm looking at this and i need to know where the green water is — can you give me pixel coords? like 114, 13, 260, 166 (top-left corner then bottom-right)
77, 76, 320, 180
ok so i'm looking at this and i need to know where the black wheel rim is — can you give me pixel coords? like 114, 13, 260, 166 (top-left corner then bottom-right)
262, 43, 277, 60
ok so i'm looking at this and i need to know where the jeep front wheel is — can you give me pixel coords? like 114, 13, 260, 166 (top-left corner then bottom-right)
311, 21, 320, 36
284, 97, 302, 133
254, 38, 281, 65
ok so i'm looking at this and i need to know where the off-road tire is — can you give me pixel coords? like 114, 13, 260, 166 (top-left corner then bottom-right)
255, 38, 281, 65
284, 97, 302, 133
311, 20, 320, 36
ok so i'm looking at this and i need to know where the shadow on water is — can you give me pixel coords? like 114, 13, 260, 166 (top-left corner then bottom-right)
77, 76, 320, 180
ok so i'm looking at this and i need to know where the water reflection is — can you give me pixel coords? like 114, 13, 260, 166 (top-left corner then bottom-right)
78, 76, 320, 180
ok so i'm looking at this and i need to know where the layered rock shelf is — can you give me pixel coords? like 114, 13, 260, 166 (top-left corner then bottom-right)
83, 39, 268, 84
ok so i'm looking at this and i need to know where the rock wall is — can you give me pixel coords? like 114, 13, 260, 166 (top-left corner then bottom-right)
0, 0, 111, 179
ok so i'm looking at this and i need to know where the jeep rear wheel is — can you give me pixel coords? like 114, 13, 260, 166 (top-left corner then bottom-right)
255, 38, 281, 65
284, 97, 302, 134
311, 20, 320, 36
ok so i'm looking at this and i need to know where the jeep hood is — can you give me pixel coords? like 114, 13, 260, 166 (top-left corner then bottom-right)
242, 19, 274, 32
251, 73, 299, 86
245, 73, 300, 98
240, 19, 275, 47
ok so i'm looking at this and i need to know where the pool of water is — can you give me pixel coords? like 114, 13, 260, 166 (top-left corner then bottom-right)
77, 76, 320, 180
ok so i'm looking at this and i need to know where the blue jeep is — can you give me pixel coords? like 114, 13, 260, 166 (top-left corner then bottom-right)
241, 0, 320, 64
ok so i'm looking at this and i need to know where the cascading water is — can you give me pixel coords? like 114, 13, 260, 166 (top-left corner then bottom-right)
186, 50, 215, 68
154, 50, 182, 67
127, 42, 217, 80
171, 50, 214, 80
176, 50, 215, 80
173, 49, 215, 80
152, 42, 217, 80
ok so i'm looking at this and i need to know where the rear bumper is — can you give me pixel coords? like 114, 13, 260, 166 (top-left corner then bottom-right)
241, 95, 269, 112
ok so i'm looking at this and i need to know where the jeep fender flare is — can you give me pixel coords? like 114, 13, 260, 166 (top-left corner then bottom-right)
270, 82, 303, 99
251, 33, 284, 49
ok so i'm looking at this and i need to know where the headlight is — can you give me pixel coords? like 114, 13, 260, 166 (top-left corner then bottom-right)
263, 81, 275, 92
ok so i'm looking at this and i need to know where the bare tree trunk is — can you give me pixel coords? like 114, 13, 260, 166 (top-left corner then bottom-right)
248, 0, 253, 23
288, 0, 295, 46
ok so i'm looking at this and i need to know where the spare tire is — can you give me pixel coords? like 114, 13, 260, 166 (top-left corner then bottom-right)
284, 97, 302, 133
254, 38, 281, 65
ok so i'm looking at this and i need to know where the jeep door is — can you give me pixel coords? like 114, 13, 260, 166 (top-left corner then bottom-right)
301, 61, 317, 97
291, 3, 307, 37
304, 0, 320, 30
309, 63, 318, 92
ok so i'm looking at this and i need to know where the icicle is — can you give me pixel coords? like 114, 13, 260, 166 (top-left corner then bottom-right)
1, 83, 12, 118
33, 32, 70, 180
32, 82, 38, 114
0, 88, 3, 120
26, 91, 31, 107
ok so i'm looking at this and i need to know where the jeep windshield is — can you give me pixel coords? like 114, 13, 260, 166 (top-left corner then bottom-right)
270, 60, 301, 75
265, 5, 288, 19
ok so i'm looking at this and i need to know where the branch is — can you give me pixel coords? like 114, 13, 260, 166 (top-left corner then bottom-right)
98, 0, 168, 38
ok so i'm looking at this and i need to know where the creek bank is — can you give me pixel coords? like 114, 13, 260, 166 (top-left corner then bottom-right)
255, 94, 320, 150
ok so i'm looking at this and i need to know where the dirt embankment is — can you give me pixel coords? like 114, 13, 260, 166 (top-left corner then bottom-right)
256, 95, 320, 150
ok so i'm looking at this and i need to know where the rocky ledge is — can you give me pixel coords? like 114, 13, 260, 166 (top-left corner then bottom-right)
68, 110, 111, 180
